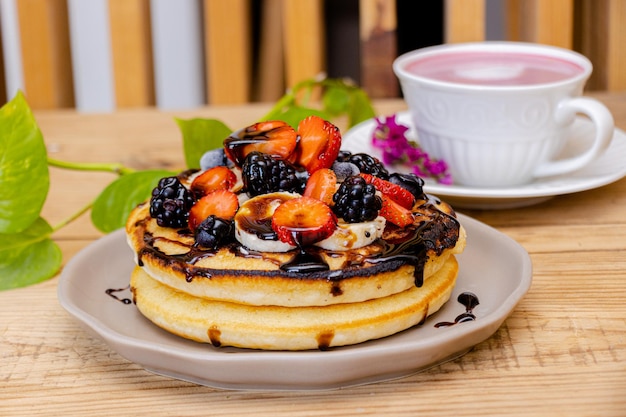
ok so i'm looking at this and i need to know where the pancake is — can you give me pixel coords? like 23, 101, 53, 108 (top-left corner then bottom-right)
125, 116, 467, 350
130, 255, 459, 351
126, 194, 466, 307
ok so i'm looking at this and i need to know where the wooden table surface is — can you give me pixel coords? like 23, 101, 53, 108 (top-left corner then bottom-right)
2, 94, 625, 416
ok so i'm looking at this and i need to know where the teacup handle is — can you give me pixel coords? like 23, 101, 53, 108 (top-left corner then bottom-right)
533, 97, 614, 178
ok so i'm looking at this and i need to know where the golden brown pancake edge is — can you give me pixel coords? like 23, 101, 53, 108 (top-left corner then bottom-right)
130, 255, 459, 351
126, 200, 466, 307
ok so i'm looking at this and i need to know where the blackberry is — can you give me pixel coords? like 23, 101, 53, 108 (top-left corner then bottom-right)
150, 176, 195, 228
332, 175, 382, 223
335, 150, 353, 162
242, 151, 306, 197
194, 215, 234, 249
348, 153, 390, 179
388, 173, 425, 199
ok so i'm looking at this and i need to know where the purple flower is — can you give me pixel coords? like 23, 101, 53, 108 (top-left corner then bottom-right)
371, 114, 452, 184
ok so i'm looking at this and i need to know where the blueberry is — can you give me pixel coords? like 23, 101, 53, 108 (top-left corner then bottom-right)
348, 153, 389, 179
331, 161, 360, 182
194, 216, 233, 249
199, 148, 228, 170
335, 150, 352, 162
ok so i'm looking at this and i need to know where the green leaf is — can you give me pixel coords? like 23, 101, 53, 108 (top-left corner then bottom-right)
0, 217, 62, 290
263, 106, 328, 129
347, 88, 376, 128
176, 118, 232, 169
322, 85, 350, 116
0, 91, 49, 234
91, 170, 174, 233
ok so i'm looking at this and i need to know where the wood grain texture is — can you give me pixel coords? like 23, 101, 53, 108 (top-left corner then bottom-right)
108, 0, 155, 107
2, 95, 626, 416
444, 0, 486, 43
204, 0, 251, 104
359, 0, 398, 98
281, 0, 324, 88
507, 0, 574, 48
16, 0, 74, 108
604, 0, 626, 91
0, 13, 7, 104
256, 0, 285, 102
576, 0, 626, 92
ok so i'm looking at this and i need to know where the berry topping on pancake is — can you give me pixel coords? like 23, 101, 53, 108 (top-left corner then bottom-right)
126, 116, 466, 350
271, 197, 338, 247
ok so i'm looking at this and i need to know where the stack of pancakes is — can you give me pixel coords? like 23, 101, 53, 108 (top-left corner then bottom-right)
126, 194, 466, 351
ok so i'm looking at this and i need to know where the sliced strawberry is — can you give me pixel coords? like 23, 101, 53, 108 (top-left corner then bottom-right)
379, 195, 414, 227
224, 120, 297, 166
271, 197, 337, 247
190, 166, 237, 199
294, 116, 342, 173
360, 173, 415, 209
188, 189, 239, 230
303, 168, 337, 205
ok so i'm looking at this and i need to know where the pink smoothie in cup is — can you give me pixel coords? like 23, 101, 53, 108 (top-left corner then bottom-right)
404, 51, 586, 86
392, 42, 613, 187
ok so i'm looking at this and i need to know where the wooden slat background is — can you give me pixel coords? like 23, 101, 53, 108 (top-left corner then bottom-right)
444, 0, 486, 42
1, 0, 624, 111
507, 0, 574, 48
575, 0, 626, 91
109, 0, 155, 108
204, 0, 251, 104
359, 0, 398, 98
16, 0, 74, 109
281, 0, 325, 89
256, 0, 284, 102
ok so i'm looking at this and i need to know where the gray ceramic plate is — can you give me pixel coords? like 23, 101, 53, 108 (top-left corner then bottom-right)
58, 214, 531, 391
343, 112, 626, 209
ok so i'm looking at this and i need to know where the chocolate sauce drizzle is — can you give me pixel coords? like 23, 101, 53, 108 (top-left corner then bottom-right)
279, 228, 331, 273
435, 292, 479, 328
132, 193, 461, 294
317, 331, 335, 351
224, 124, 288, 165
236, 215, 276, 240
208, 326, 222, 347
280, 250, 329, 273
365, 222, 429, 287
105, 286, 133, 304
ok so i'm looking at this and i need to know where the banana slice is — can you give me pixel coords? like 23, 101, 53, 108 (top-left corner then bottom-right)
235, 192, 386, 253
234, 192, 299, 252
315, 217, 386, 251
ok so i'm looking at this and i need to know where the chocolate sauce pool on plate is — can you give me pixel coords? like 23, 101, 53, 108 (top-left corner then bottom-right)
435, 292, 479, 328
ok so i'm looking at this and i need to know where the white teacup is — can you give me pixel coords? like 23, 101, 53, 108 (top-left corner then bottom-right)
393, 42, 614, 187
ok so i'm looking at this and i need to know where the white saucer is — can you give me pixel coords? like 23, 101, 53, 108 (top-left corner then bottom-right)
58, 214, 531, 391
343, 112, 626, 209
